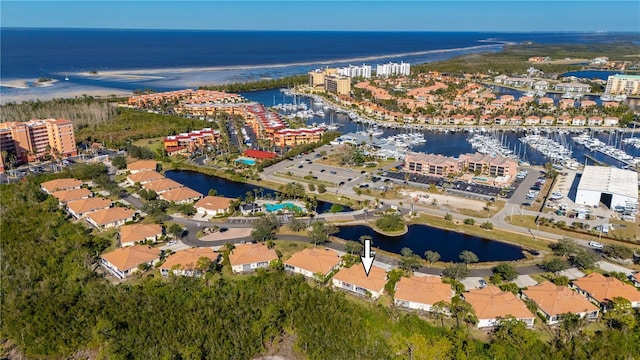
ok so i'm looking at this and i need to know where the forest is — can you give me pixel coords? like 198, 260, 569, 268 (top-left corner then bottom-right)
2, 174, 640, 359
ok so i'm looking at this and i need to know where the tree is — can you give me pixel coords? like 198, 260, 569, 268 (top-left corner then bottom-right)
167, 223, 184, 238
459, 250, 479, 265
251, 213, 280, 242
375, 213, 405, 232
492, 262, 518, 281
424, 250, 441, 265
444, 213, 453, 221
603, 297, 637, 331
308, 221, 338, 246
603, 244, 634, 260
208, 189, 218, 196
549, 238, 577, 257
111, 155, 127, 170
552, 275, 570, 286
399, 247, 422, 272
344, 240, 363, 255
328, 204, 344, 213
308, 183, 315, 192
317, 184, 326, 194
488, 317, 545, 359
480, 221, 493, 230
177, 203, 196, 216
450, 296, 477, 329
287, 218, 307, 232
463, 218, 475, 225
571, 248, 598, 270
442, 263, 469, 280
543, 257, 568, 274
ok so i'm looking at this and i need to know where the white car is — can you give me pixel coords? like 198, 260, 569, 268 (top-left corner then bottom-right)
588, 241, 603, 249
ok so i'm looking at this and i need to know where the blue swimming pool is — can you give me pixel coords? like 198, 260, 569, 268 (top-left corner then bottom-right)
235, 158, 256, 166
264, 202, 302, 212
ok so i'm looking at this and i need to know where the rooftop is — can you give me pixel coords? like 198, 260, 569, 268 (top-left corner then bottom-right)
522, 281, 598, 317
101, 245, 160, 271
284, 248, 341, 275
160, 247, 219, 272
228, 243, 278, 267
159, 187, 202, 202
578, 166, 638, 199
120, 223, 163, 244
572, 272, 640, 304
66, 197, 112, 214
333, 265, 387, 293
126, 160, 157, 172
41, 178, 83, 193
86, 207, 136, 226
394, 275, 453, 305
464, 285, 535, 321
195, 195, 234, 211
51, 188, 93, 203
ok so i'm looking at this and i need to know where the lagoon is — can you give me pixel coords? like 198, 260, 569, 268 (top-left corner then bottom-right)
335, 224, 524, 263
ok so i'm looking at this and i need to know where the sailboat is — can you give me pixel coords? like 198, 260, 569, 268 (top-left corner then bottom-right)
327, 113, 340, 130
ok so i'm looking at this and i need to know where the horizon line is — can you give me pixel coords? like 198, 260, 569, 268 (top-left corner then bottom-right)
2, 27, 638, 34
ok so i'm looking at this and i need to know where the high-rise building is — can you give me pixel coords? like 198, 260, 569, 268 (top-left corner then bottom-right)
324, 75, 351, 95
337, 64, 372, 79
605, 74, 640, 95
308, 67, 338, 88
376, 61, 410, 77
0, 119, 77, 172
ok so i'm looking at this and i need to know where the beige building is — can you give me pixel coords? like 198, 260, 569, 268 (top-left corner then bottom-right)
308, 67, 337, 88
160, 248, 219, 277
229, 243, 278, 273
324, 75, 351, 95
605, 74, 640, 95
100, 245, 161, 279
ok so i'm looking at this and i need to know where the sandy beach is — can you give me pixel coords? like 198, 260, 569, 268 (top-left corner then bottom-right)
1, 78, 59, 89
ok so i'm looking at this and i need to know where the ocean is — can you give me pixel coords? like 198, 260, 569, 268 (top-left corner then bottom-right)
1, 29, 638, 102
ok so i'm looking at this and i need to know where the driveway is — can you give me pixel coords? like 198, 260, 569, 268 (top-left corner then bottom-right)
596, 260, 635, 275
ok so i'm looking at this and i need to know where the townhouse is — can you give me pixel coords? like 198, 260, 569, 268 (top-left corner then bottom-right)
86, 207, 136, 230
51, 188, 93, 205
163, 128, 220, 154
100, 245, 161, 279
521, 281, 599, 325
120, 223, 164, 247
571, 273, 640, 309
158, 186, 202, 204
142, 178, 184, 194
160, 248, 219, 277
284, 248, 342, 280
332, 265, 387, 299
394, 275, 454, 312
66, 197, 112, 219
40, 178, 83, 194
463, 286, 536, 328
127, 171, 165, 186
228, 243, 278, 273
126, 160, 157, 174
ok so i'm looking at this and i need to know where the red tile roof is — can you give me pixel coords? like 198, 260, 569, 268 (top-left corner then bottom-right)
243, 149, 277, 159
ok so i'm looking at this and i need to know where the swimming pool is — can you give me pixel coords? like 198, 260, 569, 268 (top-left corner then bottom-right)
264, 202, 303, 212
235, 158, 256, 166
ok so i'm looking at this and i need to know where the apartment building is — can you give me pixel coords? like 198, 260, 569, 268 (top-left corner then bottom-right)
163, 128, 220, 153
243, 103, 287, 139
308, 67, 338, 88
272, 127, 324, 147
553, 82, 592, 93
324, 74, 351, 95
461, 153, 518, 179
0, 119, 77, 171
605, 74, 640, 95
376, 61, 410, 77
404, 151, 517, 180
404, 152, 461, 177
336, 64, 372, 78
127, 89, 244, 108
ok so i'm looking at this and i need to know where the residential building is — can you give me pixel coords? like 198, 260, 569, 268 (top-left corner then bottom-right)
0, 119, 77, 171
51, 188, 93, 205
463, 286, 536, 328
284, 248, 342, 280
160, 248, 219, 277
605, 74, 640, 95
120, 223, 163, 247
40, 178, 83, 194
324, 75, 351, 95
272, 127, 324, 147
308, 67, 338, 88
332, 265, 387, 299
100, 245, 161, 279
336, 64, 372, 79
195, 195, 235, 217
240, 203, 261, 216
404, 152, 460, 177
376, 62, 410, 77
554, 82, 592, 93
163, 128, 220, 154
571, 273, 640, 309
142, 178, 184, 194
127, 89, 244, 108
127, 171, 165, 186
126, 160, 157, 174
86, 207, 136, 230
228, 243, 278, 273
394, 275, 454, 312
66, 197, 112, 219
521, 281, 599, 325
460, 153, 519, 179
158, 187, 202, 204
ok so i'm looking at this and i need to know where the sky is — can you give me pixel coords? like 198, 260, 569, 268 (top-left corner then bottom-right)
1, 1, 639, 32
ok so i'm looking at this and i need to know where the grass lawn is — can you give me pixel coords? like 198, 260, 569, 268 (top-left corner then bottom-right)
132, 136, 165, 154
456, 200, 506, 218
609, 218, 639, 242
273, 240, 313, 261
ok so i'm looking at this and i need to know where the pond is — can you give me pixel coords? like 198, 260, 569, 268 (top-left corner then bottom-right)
164, 169, 352, 213
334, 224, 524, 263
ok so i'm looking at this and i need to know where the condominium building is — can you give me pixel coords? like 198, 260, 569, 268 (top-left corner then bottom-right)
460, 153, 518, 179
0, 119, 77, 172
553, 82, 592, 93
163, 128, 220, 154
376, 61, 410, 77
324, 75, 351, 95
272, 127, 324, 147
605, 74, 640, 95
127, 89, 244, 108
243, 103, 287, 139
404, 152, 461, 177
336, 64, 372, 79
308, 67, 338, 88
404, 151, 518, 181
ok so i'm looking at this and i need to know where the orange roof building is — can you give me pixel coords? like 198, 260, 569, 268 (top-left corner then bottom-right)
41, 178, 83, 194
571, 273, 640, 309
159, 186, 203, 204
66, 197, 112, 219
142, 178, 184, 194
120, 223, 163, 247
630, 272, 640, 288
100, 245, 161, 279
522, 281, 599, 324
160, 248, 219, 277
86, 207, 136, 229
394, 275, 454, 311
51, 188, 93, 204
463, 285, 535, 328
284, 248, 342, 279
332, 265, 387, 299
126, 160, 157, 174
127, 171, 165, 185
195, 195, 235, 216
229, 243, 278, 273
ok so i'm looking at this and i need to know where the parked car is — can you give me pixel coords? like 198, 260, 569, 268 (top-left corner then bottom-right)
588, 241, 604, 249
479, 279, 488, 288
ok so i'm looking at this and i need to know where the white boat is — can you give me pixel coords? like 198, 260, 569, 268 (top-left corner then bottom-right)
562, 92, 575, 99
600, 94, 614, 102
